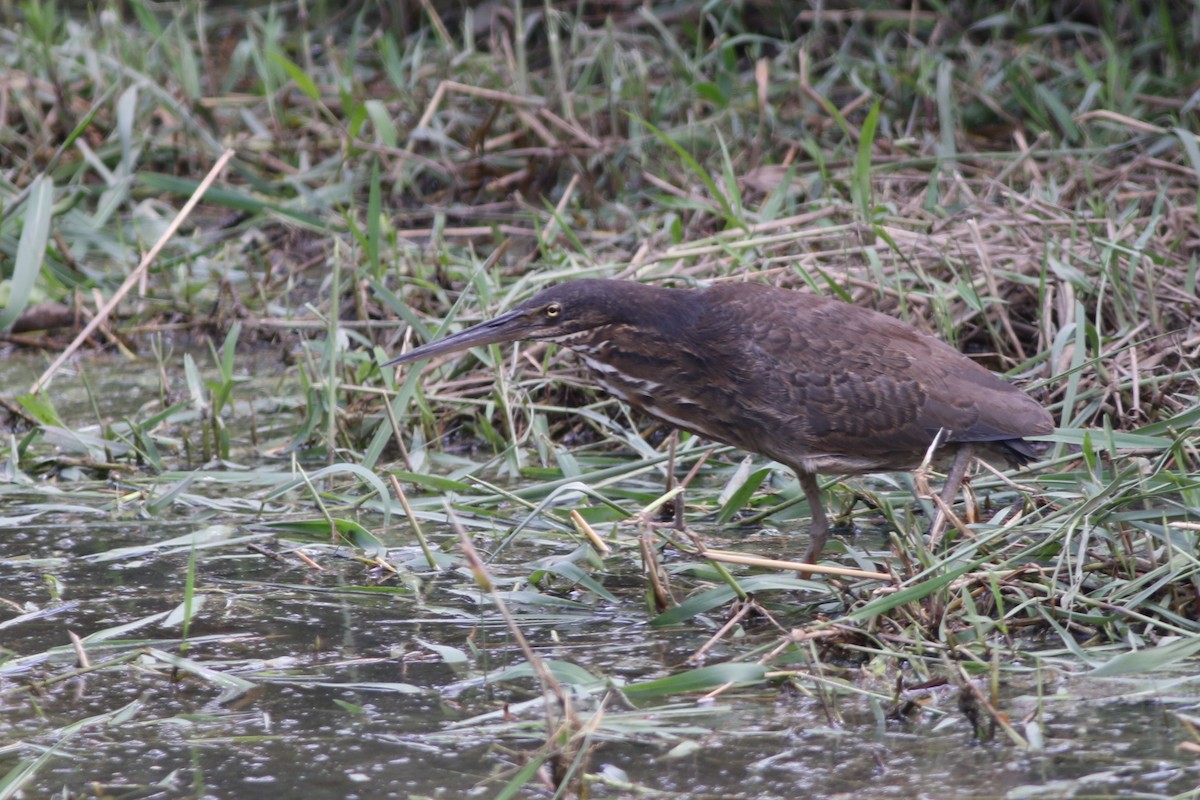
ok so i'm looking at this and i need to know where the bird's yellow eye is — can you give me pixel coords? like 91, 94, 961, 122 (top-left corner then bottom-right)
545, 303, 562, 318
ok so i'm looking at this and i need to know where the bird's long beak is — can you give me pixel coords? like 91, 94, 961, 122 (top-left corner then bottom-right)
382, 308, 530, 367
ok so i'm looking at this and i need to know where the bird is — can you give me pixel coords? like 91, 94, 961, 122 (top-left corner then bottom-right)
383, 279, 1054, 566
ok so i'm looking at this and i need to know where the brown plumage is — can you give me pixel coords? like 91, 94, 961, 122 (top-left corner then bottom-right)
385, 280, 1054, 564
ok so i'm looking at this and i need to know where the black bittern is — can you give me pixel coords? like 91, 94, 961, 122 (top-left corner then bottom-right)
384, 280, 1053, 564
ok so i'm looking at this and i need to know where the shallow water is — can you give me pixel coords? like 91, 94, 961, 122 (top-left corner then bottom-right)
6, 496, 1199, 799
2, 355, 1199, 799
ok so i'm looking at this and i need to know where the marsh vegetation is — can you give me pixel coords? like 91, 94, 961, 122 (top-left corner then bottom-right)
2, 1, 1199, 797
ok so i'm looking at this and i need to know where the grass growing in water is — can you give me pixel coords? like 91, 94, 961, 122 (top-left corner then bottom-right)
1, 1, 1199, 797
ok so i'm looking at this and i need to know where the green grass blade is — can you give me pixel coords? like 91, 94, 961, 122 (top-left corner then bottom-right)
0, 176, 54, 331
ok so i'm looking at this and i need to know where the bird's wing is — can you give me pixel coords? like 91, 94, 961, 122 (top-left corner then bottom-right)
694, 286, 1048, 470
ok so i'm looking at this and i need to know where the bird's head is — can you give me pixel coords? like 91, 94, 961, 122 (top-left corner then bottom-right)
383, 280, 637, 367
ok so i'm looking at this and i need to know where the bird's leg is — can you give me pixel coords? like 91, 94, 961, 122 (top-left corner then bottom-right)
927, 443, 974, 550
667, 430, 685, 531
798, 471, 829, 566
